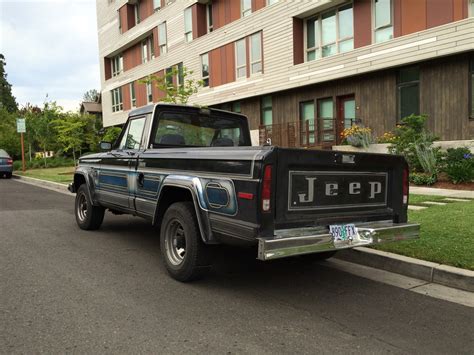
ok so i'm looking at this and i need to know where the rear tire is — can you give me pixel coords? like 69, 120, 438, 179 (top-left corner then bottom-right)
5, 172, 12, 179
75, 184, 105, 230
160, 202, 211, 282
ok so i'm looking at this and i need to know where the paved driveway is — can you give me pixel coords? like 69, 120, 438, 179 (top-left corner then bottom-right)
0, 179, 473, 354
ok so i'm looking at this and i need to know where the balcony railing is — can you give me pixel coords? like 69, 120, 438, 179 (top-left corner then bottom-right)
259, 118, 342, 148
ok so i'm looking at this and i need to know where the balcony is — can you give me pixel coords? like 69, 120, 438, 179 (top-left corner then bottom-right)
259, 118, 359, 148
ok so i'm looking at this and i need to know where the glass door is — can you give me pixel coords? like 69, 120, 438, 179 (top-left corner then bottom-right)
336, 95, 355, 144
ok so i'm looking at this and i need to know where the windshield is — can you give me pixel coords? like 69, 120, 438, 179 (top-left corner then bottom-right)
152, 111, 249, 147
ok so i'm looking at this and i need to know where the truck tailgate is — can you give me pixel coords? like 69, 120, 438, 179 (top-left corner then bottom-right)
274, 148, 408, 229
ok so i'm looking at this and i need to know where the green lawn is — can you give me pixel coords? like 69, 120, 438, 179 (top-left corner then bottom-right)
16, 166, 75, 185
374, 195, 474, 270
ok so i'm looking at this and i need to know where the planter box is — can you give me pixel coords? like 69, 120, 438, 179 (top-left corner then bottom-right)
333, 140, 474, 154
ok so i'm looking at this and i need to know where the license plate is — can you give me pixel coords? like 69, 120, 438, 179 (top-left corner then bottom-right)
329, 224, 357, 243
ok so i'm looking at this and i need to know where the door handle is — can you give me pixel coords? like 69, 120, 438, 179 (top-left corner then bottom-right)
137, 173, 145, 188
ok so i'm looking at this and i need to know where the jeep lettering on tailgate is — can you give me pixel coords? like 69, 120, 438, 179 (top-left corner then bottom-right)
289, 171, 388, 210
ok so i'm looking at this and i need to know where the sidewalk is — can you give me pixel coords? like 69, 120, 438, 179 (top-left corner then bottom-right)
410, 186, 474, 198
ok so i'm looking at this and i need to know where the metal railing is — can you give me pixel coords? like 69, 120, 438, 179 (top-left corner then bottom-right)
259, 118, 339, 148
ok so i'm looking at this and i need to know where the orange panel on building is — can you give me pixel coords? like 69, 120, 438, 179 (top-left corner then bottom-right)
228, 0, 240, 23
209, 48, 222, 87
292, 18, 304, 65
123, 84, 131, 111
252, 0, 266, 12
139, 0, 154, 22
135, 81, 147, 107
192, 3, 207, 39
151, 71, 166, 102
426, 0, 453, 28
123, 43, 141, 71
353, 0, 372, 48
400, 0, 427, 35
104, 58, 112, 80
453, 0, 469, 20
152, 27, 159, 57
224, 42, 235, 84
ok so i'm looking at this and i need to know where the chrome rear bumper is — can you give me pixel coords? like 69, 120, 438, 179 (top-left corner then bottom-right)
257, 221, 420, 261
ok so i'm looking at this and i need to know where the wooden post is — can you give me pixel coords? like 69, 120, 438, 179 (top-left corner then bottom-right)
21, 132, 25, 172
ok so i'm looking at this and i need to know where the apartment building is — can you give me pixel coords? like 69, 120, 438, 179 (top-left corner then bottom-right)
97, 0, 474, 147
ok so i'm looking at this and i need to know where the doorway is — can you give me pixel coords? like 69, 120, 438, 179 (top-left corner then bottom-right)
336, 95, 356, 145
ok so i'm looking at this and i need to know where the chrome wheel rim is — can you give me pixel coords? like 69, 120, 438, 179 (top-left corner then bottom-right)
77, 193, 88, 222
165, 219, 186, 266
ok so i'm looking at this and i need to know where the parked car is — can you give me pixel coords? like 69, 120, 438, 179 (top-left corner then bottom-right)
0, 149, 13, 179
68, 104, 420, 282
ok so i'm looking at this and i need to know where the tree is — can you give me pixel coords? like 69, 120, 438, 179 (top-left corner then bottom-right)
0, 107, 21, 158
83, 89, 99, 102
0, 54, 18, 113
102, 127, 122, 145
144, 66, 203, 104
53, 113, 87, 163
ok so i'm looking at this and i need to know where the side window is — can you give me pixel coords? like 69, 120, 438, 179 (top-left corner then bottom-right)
118, 117, 146, 150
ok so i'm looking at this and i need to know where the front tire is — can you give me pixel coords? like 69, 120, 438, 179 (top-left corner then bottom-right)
160, 202, 211, 282
75, 184, 105, 230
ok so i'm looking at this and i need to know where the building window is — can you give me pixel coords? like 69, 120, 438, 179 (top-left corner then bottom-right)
470, 57, 474, 119
158, 22, 167, 54
165, 63, 184, 88
267, 0, 278, 4
236, 39, 247, 78
318, 98, 335, 142
184, 7, 193, 42
142, 40, 148, 63
374, 0, 393, 43
153, 0, 161, 11
112, 54, 123, 77
201, 53, 209, 87
134, 3, 140, 24
232, 102, 241, 113
250, 32, 262, 75
397, 67, 420, 120
306, 3, 353, 61
118, 11, 122, 33
470, 0, 474, 16
207, 2, 213, 32
130, 82, 136, 108
112, 87, 123, 112
300, 101, 315, 144
261, 96, 272, 126
146, 82, 153, 104
241, 0, 252, 17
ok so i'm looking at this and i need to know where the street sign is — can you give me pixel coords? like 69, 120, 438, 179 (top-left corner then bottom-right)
16, 118, 26, 133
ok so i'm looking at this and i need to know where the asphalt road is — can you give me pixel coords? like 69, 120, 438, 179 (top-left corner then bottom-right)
1, 179, 473, 354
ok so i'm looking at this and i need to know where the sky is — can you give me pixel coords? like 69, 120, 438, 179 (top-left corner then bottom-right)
0, 0, 100, 112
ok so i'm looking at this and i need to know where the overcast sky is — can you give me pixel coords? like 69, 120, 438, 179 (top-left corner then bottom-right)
0, 0, 100, 112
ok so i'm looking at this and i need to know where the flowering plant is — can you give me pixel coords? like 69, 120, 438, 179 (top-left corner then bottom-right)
377, 131, 396, 144
341, 125, 372, 148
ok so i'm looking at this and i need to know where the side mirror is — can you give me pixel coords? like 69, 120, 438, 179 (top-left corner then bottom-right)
100, 141, 112, 151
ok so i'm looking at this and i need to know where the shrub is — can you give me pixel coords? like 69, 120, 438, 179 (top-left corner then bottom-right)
13, 156, 75, 171
389, 114, 439, 172
415, 141, 438, 176
377, 131, 396, 144
341, 125, 372, 148
410, 172, 437, 186
444, 148, 474, 184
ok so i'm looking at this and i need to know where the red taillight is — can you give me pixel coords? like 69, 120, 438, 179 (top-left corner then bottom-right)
7, 159, 13, 165
403, 168, 409, 205
262, 165, 272, 212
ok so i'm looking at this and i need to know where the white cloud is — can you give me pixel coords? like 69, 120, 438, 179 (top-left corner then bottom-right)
0, 0, 100, 111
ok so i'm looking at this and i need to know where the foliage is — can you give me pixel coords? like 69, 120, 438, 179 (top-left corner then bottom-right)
0, 107, 21, 157
388, 114, 439, 172
415, 141, 438, 176
409, 172, 437, 186
13, 156, 75, 170
53, 113, 88, 162
83, 89, 100, 102
377, 131, 396, 144
443, 148, 474, 184
102, 126, 122, 145
0, 54, 18, 112
340, 125, 372, 148
144, 66, 203, 104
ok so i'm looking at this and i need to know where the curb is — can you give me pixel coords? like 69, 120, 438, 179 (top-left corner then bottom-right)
335, 247, 474, 292
12, 174, 71, 195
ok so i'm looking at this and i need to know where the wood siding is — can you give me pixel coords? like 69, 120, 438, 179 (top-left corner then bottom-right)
239, 54, 471, 141
104, 58, 112, 80
209, 43, 235, 87
212, 0, 241, 30
123, 84, 131, 111
135, 80, 147, 107
253, 0, 266, 12
151, 70, 166, 102
139, 0, 154, 23
123, 43, 142, 71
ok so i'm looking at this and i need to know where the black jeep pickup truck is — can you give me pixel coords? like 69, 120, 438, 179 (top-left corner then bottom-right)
69, 103, 419, 281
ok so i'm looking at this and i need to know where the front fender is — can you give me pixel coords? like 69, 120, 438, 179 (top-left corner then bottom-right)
72, 167, 99, 206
